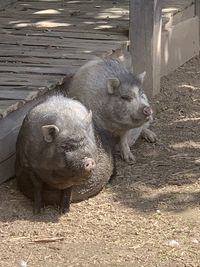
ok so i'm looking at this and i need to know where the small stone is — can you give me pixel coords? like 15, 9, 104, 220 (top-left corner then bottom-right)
156, 209, 161, 214
20, 260, 27, 267
166, 240, 180, 247
194, 159, 200, 166
191, 238, 199, 244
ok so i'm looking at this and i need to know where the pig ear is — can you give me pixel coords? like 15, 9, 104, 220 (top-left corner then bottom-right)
121, 41, 130, 53
84, 110, 93, 128
137, 71, 146, 84
107, 78, 120, 94
41, 125, 60, 143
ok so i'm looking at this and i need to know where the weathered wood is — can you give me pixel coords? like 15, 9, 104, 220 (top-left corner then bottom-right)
0, 29, 127, 41
0, 92, 46, 161
162, 0, 195, 29
161, 17, 199, 76
130, 0, 162, 97
195, 0, 200, 45
0, 45, 103, 60
0, 74, 64, 88
0, 155, 15, 184
0, 57, 85, 68
0, 92, 51, 184
0, 88, 42, 100
0, 9, 129, 21
0, 0, 17, 10
0, 73, 64, 82
0, 66, 75, 75
0, 100, 25, 119
0, 34, 121, 49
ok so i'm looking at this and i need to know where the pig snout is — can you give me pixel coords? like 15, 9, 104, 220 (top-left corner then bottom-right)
143, 106, 153, 117
83, 157, 96, 172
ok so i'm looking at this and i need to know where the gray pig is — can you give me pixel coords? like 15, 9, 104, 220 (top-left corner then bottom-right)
103, 42, 157, 147
66, 58, 154, 163
15, 95, 114, 214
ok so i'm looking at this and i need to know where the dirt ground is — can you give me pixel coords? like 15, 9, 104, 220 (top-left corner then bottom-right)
1, 55, 200, 267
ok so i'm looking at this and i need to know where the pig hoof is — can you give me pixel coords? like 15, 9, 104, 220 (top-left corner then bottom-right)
33, 206, 45, 215
60, 206, 70, 214
142, 129, 157, 143
121, 151, 136, 164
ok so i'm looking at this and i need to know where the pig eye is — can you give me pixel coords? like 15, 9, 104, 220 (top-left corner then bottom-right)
121, 95, 132, 102
61, 143, 78, 151
61, 137, 84, 151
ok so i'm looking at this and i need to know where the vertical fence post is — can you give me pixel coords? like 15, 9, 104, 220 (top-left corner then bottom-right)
195, 0, 200, 47
129, 0, 162, 97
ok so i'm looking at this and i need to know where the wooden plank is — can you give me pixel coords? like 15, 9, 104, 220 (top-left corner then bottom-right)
0, 66, 74, 75
162, 1, 195, 29
0, 28, 127, 41
0, 33, 122, 48
0, 18, 128, 34
0, 57, 85, 68
162, 0, 193, 10
0, 24, 129, 36
0, 99, 24, 115
195, 0, 200, 45
0, 0, 17, 10
0, 44, 108, 59
161, 17, 200, 76
0, 92, 48, 177
129, 0, 162, 97
0, 154, 15, 184
0, 88, 42, 100
0, 25, 127, 36
9, 0, 128, 11
0, 8, 129, 21
0, 85, 44, 91
0, 75, 61, 87
0, 51, 98, 62
0, 72, 64, 80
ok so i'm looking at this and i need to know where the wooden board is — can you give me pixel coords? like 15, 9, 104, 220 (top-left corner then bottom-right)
195, 0, 200, 45
0, 0, 128, 120
162, 0, 195, 29
0, 0, 17, 10
130, 0, 162, 97
0, 91, 51, 184
161, 16, 200, 76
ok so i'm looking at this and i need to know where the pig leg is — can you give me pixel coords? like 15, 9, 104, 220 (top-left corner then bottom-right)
141, 128, 157, 143
60, 186, 72, 213
126, 125, 157, 145
30, 172, 44, 214
119, 132, 136, 163
141, 122, 157, 143
126, 127, 143, 147
137, 119, 157, 143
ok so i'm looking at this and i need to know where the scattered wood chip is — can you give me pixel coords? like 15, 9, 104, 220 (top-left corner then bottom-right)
29, 237, 64, 243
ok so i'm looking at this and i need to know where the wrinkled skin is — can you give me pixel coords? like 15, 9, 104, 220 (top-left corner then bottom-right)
15, 95, 114, 213
66, 57, 155, 163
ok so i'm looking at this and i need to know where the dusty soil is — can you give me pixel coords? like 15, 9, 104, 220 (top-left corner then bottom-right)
1, 55, 200, 267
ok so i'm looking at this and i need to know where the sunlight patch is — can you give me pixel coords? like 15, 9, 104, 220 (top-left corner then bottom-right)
34, 9, 61, 15
15, 21, 71, 28
162, 7, 179, 13
171, 141, 200, 149
173, 117, 200, 123
94, 25, 113, 30
178, 84, 199, 91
